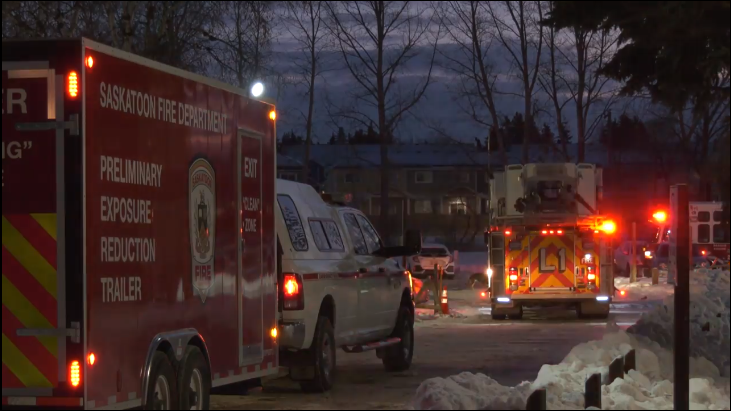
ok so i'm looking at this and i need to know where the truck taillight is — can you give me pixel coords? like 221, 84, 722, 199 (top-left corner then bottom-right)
587, 266, 596, 282
68, 71, 79, 98
282, 273, 304, 311
69, 360, 81, 387
509, 267, 518, 282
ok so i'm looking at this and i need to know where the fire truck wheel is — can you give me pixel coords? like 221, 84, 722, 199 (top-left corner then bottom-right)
178, 346, 211, 410
145, 351, 179, 410
491, 305, 507, 320
300, 316, 336, 393
383, 307, 414, 372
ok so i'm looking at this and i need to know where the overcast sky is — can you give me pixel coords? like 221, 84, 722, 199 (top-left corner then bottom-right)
268, 4, 631, 145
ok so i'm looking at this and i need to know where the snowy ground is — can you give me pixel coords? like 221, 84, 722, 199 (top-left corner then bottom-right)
411, 269, 731, 410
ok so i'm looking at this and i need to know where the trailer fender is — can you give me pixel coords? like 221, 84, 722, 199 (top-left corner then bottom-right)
140, 329, 210, 408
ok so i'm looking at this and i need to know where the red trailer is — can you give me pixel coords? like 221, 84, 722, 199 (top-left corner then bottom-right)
2, 38, 278, 409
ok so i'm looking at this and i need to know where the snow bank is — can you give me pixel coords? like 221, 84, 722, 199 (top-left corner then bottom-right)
614, 276, 674, 303
411, 329, 731, 410
628, 269, 731, 378
411, 269, 731, 410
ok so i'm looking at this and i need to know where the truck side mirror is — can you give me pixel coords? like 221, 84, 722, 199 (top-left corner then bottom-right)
403, 229, 422, 255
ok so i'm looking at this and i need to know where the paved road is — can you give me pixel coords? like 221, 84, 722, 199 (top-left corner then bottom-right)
211, 303, 647, 410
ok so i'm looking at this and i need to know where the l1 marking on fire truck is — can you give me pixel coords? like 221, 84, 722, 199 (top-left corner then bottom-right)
539, 248, 566, 273
189, 158, 216, 303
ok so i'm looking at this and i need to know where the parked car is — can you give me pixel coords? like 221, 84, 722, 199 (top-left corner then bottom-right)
276, 180, 419, 393
407, 243, 456, 280
649, 243, 710, 270
613, 241, 652, 276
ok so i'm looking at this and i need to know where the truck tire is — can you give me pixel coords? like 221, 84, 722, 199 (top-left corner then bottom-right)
300, 316, 335, 393
145, 352, 179, 410
491, 305, 506, 320
382, 307, 414, 372
177, 346, 211, 410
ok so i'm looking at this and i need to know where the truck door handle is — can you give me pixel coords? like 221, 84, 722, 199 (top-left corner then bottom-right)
359, 268, 368, 274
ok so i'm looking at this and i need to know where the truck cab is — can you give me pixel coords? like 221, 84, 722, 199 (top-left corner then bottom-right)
275, 180, 418, 392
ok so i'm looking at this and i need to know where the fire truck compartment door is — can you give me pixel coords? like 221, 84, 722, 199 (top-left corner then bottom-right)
529, 234, 576, 290
238, 129, 264, 367
2, 64, 68, 393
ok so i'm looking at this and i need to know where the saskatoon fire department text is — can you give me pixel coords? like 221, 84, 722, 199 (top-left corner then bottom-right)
1, 140, 33, 188
99, 82, 228, 134
99, 155, 163, 303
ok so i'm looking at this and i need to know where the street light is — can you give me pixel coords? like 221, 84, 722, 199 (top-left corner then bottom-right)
251, 82, 264, 98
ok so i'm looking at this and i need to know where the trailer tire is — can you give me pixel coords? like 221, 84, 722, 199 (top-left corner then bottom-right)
382, 307, 414, 372
300, 316, 335, 393
145, 352, 179, 410
178, 346, 211, 410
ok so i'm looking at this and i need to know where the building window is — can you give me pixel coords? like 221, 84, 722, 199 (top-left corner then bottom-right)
459, 172, 470, 183
279, 172, 298, 182
697, 224, 710, 243
415, 171, 433, 184
371, 200, 399, 216
449, 199, 467, 215
414, 200, 433, 214
344, 172, 360, 184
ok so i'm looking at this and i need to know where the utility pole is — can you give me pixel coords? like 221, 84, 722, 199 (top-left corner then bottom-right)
670, 184, 690, 410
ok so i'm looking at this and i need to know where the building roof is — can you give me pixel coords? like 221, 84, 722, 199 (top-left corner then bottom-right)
277, 153, 303, 168
278, 144, 652, 169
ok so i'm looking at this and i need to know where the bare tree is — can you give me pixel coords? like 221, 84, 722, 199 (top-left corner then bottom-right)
283, 1, 330, 186
3, 1, 99, 39
326, 1, 440, 240
558, 27, 618, 162
203, 1, 274, 88
436, 1, 508, 165
487, 1, 543, 163
537, 1, 571, 160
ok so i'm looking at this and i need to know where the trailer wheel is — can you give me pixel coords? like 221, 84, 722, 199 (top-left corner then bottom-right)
300, 316, 335, 393
145, 352, 179, 410
382, 307, 414, 372
178, 346, 211, 410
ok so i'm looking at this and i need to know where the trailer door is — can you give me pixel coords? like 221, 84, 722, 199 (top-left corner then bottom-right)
238, 128, 264, 367
2, 63, 74, 396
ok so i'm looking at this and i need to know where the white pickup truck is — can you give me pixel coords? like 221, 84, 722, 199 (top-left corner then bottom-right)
275, 180, 420, 392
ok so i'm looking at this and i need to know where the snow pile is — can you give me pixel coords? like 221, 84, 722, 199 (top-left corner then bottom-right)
614, 276, 674, 303
412, 372, 532, 410
411, 329, 731, 410
628, 269, 731, 377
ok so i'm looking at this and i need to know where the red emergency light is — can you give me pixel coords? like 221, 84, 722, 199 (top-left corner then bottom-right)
68, 71, 79, 98
652, 210, 667, 223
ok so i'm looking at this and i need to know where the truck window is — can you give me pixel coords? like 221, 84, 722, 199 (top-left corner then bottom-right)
697, 211, 710, 222
322, 220, 345, 251
714, 224, 729, 243
309, 220, 331, 251
698, 224, 710, 244
713, 211, 723, 222
343, 213, 368, 255
355, 214, 382, 254
277, 195, 308, 251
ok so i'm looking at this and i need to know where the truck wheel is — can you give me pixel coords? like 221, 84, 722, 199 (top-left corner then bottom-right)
491, 305, 506, 320
300, 316, 335, 393
382, 307, 414, 372
178, 346, 211, 410
145, 352, 179, 410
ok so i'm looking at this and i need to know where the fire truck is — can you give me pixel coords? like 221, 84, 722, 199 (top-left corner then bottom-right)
3, 39, 278, 409
649, 202, 730, 260
486, 163, 616, 320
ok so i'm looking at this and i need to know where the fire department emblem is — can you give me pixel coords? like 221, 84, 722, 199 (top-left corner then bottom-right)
189, 158, 216, 303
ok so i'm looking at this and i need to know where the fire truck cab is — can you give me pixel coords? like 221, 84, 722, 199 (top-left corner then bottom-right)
487, 163, 615, 320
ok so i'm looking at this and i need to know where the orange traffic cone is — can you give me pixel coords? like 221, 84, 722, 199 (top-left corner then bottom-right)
440, 286, 450, 315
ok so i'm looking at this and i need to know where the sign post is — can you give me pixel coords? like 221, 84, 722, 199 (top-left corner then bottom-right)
630, 222, 637, 283
670, 184, 690, 410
